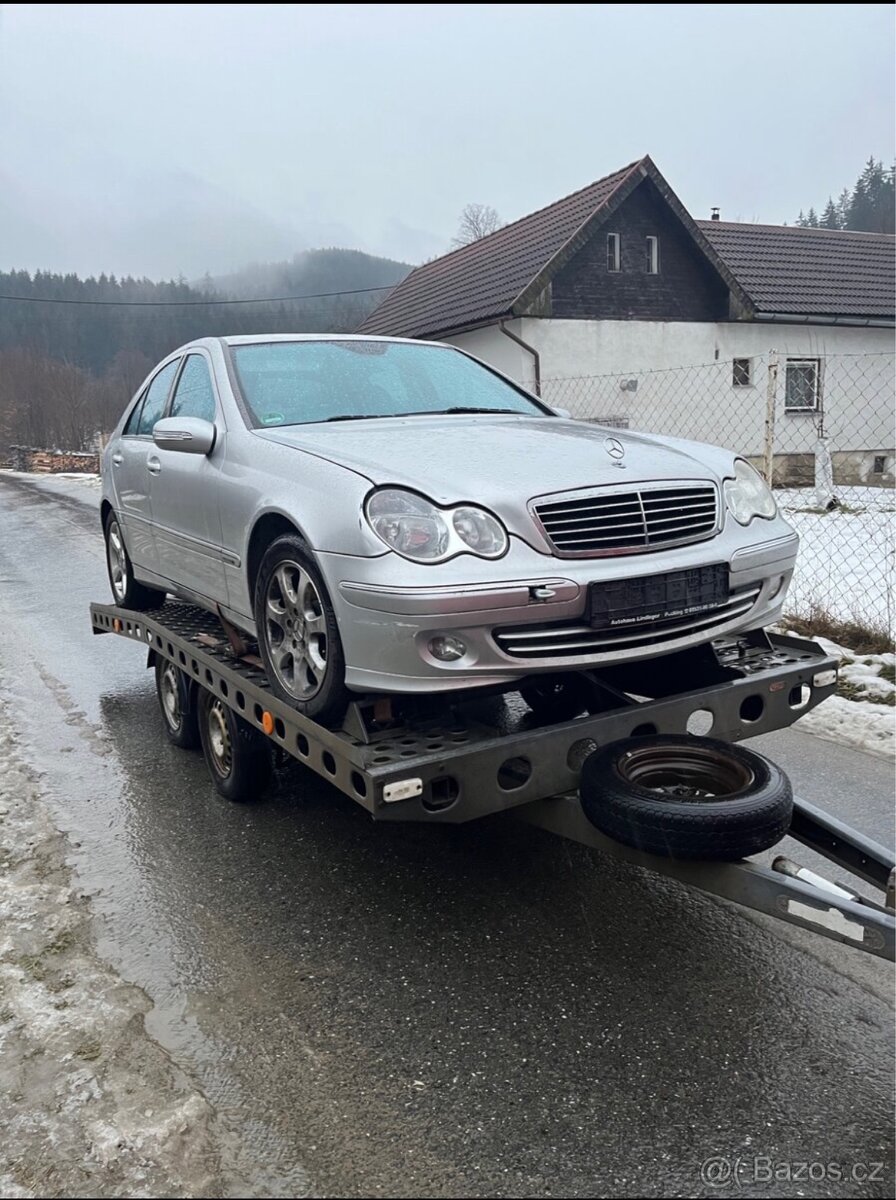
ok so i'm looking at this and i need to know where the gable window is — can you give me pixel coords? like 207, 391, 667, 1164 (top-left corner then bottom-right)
732, 358, 752, 387
607, 232, 620, 273
784, 358, 821, 412
646, 235, 659, 274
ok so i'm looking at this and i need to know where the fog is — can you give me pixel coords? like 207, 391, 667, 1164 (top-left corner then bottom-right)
1, 2, 893, 279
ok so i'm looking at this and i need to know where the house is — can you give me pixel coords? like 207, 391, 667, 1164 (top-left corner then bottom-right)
359, 157, 895, 486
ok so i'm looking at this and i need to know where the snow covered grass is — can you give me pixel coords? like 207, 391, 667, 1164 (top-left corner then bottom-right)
777, 487, 895, 636
772, 624, 895, 759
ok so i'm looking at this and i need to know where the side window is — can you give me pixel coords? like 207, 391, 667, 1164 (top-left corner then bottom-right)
123, 390, 147, 436
169, 355, 217, 423
137, 360, 180, 436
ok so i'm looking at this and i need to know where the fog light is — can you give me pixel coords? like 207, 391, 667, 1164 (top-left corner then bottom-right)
429, 635, 466, 662
768, 574, 785, 601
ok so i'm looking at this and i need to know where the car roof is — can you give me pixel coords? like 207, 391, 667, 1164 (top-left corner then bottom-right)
219, 333, 445, 348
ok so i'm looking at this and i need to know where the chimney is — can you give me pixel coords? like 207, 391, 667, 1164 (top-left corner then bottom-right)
710, 207, 720, 221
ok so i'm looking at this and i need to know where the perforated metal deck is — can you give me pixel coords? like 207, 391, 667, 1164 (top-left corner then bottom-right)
91, 601, 839, 824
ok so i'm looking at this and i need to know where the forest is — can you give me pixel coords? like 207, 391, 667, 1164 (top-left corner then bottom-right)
0, 248, 410, 451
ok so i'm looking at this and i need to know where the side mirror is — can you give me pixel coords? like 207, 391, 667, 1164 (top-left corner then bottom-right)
153, 416, 217, 456
552, 406, 571, 419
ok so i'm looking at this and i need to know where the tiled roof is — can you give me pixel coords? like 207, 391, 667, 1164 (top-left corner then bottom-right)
359, 161, 643, 338
699, 220, 895, 319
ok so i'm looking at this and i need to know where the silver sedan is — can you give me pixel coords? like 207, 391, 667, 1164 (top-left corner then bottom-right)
101, 335, 798, 723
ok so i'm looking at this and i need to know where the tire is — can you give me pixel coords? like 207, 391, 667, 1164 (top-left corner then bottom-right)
521, 673, 593, 721
254, 534, 349, 725
104, 511, 165, 611
580, 735, 792, 861
197, 686, 271, 802
154, 657, 199, 749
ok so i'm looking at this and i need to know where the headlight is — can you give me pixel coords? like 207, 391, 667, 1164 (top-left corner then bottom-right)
724, 459, 777, 525
365, 488, 508, 562
452, 506, 506, 557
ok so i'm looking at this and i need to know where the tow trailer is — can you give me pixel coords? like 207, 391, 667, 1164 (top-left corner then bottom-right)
91, 600, 895, 962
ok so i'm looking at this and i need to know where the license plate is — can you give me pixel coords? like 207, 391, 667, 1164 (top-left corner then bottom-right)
588, 564, 729, 629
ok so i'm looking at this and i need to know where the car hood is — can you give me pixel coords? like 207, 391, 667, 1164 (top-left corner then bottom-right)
255, 415, 734, 508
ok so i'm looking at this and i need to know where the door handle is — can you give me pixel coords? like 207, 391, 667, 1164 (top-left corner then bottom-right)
111, 453, 123, 466
147, 456, 162, 476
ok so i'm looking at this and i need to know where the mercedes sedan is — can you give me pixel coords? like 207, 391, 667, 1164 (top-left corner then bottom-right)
101, 335, 798, 723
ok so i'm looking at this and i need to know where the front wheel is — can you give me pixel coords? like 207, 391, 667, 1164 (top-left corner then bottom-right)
254, 534, 349, 725
104, 512, 164, 611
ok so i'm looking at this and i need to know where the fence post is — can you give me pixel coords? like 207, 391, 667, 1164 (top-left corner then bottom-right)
763, 350, 779, 485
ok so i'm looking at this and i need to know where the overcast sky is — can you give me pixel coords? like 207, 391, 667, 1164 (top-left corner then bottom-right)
1, 3, 893, 280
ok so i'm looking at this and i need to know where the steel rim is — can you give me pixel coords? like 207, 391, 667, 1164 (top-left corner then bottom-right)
616, 744, 754, 802
107, 519, 128, 603
207, 699, 232, 778
159, 662, 182, 732
264, 561, 328, 700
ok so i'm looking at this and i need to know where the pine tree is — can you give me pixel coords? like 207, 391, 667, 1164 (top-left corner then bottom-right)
836, 187, 852, 229
796, 209, 808, 227
805, 207, 819, 228
820, 197, 840, 229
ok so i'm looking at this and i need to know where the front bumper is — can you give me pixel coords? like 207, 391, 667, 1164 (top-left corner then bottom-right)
320, 527, 799, 694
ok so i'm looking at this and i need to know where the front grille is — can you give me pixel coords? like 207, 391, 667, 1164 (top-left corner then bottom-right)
494, 585, 760, 660
532, 483, 719, 558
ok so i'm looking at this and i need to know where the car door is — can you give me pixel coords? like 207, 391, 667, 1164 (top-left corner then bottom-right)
149, 352, 227, 604
110, 359, 180, 575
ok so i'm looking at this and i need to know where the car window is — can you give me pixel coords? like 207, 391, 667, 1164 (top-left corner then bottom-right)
122, 390, 147, 437
137, 360, 180, 436
229, 340, 549, 427
169, 354, 217, 423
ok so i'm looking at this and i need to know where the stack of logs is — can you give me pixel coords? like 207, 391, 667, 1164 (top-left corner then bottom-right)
8, 447, 101, 473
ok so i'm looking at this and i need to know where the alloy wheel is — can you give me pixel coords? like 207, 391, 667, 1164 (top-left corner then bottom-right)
264, 561, 328, 700
107, 519, 128, 603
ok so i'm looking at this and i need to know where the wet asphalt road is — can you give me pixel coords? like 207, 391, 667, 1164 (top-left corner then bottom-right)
0, 472, 893, 1199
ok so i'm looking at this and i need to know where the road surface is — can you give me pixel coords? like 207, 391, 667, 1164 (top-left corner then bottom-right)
0, 471, 892, 1198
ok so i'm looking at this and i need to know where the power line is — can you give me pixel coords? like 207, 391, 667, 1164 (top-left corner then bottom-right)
0, 283, 397, 308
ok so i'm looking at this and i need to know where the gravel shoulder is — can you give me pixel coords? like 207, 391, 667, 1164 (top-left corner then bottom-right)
0, 688, 229, 1198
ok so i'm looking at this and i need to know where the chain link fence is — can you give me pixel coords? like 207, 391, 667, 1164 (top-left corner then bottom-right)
538, 351, 895, 637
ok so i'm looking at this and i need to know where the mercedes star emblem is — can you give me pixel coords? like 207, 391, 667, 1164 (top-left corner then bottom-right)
604, 436, 626, 461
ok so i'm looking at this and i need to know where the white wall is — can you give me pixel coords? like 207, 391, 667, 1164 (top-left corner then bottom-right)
444, 321, 528, 382
446, 318, 894, 463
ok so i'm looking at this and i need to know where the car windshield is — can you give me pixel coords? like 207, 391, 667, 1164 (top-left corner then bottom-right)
229, 339, 549, 427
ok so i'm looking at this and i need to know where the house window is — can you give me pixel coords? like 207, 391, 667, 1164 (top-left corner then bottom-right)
732, 358, 752, 387
646, 235, 659, 274
784, 358, 821, 412
873, 455, 886, 474
607, 232, 620, 272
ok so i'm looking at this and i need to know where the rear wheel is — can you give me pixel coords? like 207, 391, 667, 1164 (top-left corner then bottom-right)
197, 687, 271, 802
254, 534, 349, 726
104, 512, 164, 611
580, 735, 792, 861
154, 657, 199, 749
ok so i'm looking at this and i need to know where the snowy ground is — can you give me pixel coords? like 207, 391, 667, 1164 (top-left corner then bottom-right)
0, 689, 227, 1196
777, 486, 895, 633
792, 634, 894, 760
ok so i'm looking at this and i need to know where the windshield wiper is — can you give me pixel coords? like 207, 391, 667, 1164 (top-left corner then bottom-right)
324, 413, 404, 422
443, 407, 524, 415
324, 407, 524, 423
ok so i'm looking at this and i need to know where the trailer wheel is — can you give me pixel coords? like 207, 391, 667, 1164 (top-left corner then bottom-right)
580, 735, 792, 861
154, 657, 199, 749
197, 687, 271, 802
